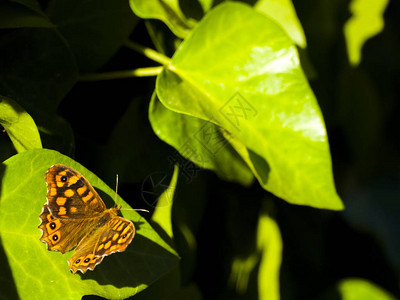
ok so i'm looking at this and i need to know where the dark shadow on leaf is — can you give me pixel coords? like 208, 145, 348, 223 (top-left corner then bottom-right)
0, 165, 15, 300
0, 235, 19, 299
0, 162, 6, 203
76, 233, 179, 290
96, 188, 122, 209
248, 149, 270, 185
149, 220, 176, 250
75, 180, 178, 290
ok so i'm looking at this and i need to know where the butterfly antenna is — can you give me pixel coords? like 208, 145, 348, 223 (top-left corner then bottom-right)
115, 173, 119, 205
122, 208, 150, 213
115, 173, 149, 213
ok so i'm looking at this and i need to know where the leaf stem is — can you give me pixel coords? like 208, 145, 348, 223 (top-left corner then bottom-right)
124, 40, 172, 66
79, 67, 163, 81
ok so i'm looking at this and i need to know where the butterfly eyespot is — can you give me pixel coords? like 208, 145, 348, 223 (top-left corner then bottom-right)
75, 259, 81, 264
61, 176, 67, 182
52, 234, 58, 241
84, 258, 90, 263
50, 222, 56, 229
122, 234, 127, 238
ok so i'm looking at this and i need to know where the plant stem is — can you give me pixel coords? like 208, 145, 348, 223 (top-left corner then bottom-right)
79, 66, 164, 81
124, 40, 171, 66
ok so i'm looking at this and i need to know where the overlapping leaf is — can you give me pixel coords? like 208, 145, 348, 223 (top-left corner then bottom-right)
129, 0, 194, 38
254, 0, 307, 48
0, 96, 42, 152
152, 2, 343, 210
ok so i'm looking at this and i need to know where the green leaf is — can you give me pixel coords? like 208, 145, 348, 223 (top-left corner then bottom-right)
156, 2, 343, 210
0, 27, 78, 154
254, 0, 307, 48
129, 0, 195, 38
0, 1, 54, 29
145, 19, 182, 57
257, 211, 282, 300
228, 202, 282, 298
337, 278, 397, 300
344, 0, 389, 66
0, 28, 78, 112
197, 0, 213, 13
0, 96, 42, 152
149, 93, 254, 185
0, 149, 179, 300
47, 0, 138, 72
151, 164, 179, 239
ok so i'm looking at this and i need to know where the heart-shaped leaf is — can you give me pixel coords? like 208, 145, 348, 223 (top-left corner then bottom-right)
47, 0, 138, 72
0, 0, 54, 29
0, 149, 179, 299
154, 2, 343, 210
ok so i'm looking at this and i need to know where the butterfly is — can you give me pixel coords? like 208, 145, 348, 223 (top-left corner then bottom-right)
38, 164, 135, 274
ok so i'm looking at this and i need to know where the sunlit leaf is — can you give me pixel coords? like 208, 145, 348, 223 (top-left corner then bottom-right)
151, 164, 179, 239
338, 278, 397, 300
0, 149, 179, 299
155, 2, 343, 210
0, 95, 42, 152
254, 0, 307, 48
257, 210, 282, 300
344, 0, 389, 66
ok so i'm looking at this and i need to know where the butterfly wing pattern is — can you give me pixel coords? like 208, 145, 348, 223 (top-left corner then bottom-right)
39, 164, 136, 274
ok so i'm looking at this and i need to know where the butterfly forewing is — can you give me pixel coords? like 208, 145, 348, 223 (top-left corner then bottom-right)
45, 165, 107, 219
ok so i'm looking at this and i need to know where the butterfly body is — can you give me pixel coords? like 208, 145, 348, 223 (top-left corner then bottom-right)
39, 165, 135, 274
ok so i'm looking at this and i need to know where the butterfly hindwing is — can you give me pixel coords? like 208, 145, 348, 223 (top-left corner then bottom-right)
39, 205, 92, 253
68, 215, 135, 274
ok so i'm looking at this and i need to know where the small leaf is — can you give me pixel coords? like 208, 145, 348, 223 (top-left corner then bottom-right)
254, 0, 307, 48
151, 164, 179, 239
129, 0, 195, 38
0, 149, 179, 299
344, 0, 389, 66
257, 211, 282, 300
0, 96, 42, 152
156, 2, 343, 210
228, 203, 282, 298
337, 278, 397, 300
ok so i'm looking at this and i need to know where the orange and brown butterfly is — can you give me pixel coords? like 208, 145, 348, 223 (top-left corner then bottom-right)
38, 164, 135, 274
